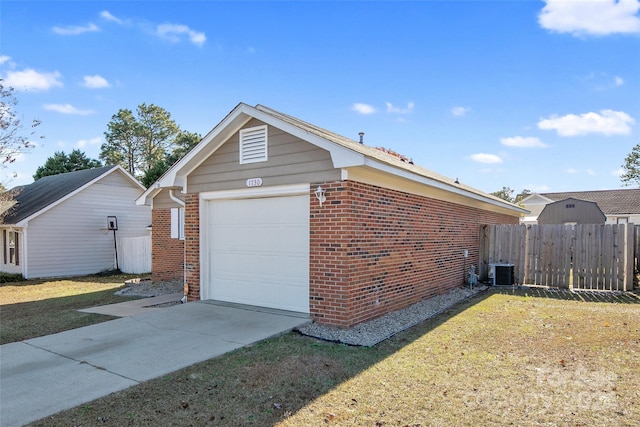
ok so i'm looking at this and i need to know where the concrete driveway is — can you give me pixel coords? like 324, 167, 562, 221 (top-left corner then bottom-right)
0, 301, 309, 427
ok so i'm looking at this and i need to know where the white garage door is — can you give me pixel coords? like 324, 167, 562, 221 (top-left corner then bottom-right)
205, 194, 309, 313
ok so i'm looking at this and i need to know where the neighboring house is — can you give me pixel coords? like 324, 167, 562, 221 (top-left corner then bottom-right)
537, 197, 606, 225
521, 189, 640, 225
0, 165, 151, 279
137, 103, 526, 327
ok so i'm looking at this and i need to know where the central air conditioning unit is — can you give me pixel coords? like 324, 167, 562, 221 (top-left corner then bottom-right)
488, 263, 515, 285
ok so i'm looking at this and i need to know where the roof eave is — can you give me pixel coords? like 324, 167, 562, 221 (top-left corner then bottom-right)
153, 103, 366, 194
359, 158, 528, 215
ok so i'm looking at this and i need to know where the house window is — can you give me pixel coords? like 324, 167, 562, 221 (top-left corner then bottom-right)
3, 230, 19, 266
566, 203, 575, 208
171, 207, 185, 240
617, 217, 629, 224
239, 125, 268, 164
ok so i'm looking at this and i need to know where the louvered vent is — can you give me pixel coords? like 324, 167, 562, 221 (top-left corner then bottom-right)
239, 125, 268, 164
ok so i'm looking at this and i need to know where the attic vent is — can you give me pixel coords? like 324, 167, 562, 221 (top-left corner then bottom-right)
239, 125, 268, 164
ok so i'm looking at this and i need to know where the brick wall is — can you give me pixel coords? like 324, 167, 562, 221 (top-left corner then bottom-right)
151, 208, 184, 282
180, 180, 518, 327
184, 193, 201, 302
309, 180, 518, 327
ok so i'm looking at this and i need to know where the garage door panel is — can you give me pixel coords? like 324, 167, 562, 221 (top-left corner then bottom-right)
206, 193, 309, 313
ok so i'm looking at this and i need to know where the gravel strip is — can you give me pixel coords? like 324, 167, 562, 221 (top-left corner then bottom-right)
297, 285, 488, 347
114, 279, 183, 297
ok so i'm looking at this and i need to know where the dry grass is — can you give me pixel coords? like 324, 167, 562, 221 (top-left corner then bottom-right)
0, 274, 141, 344
29, 288, 640, 426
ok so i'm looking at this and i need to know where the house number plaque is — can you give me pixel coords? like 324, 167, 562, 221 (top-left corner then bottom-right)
246, 178, 263, 187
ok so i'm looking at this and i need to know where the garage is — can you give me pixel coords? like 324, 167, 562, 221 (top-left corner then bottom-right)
201, 186, 310, 313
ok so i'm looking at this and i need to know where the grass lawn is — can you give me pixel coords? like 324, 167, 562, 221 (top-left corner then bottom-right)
0, 274, 141, 344
27, 288, 640, 427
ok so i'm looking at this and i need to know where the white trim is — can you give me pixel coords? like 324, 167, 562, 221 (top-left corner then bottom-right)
143, 102, 523, 215
22, 226, 28, 278
199, 183, 310, 302
356, 159, 529, 214
200, 183, 310, 201
168, 189, 186, 207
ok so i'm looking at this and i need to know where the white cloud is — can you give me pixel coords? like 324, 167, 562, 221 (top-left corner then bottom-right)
612, 168, 625, 177
526, 184, 551, 193
352, 103, 377, 115
44, 104, 94, 115
614, 76, 625, 86
82, 75, 111, 88
500, 136, 547, 148
587, 169, 596, 175
52, 22, 100, 35
156, 24, 206, 46
0, 55, 11, 65
471, 153, 503, 164
538, 0, 640, 36
537, 110, 635, 136
3, 69, 63, 91
100, 10, 123, 25
451, 106, 470, 117
566, 168, 578, 174
386, 102, 414, 114
76, 136, 102, 148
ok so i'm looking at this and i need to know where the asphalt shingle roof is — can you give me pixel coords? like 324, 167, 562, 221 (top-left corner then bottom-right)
2, 165, 118, 224
255, 104, 513, 207
540, 189, 640, 215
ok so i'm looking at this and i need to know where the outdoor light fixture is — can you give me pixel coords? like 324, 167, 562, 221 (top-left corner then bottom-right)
314, 185, 326, 206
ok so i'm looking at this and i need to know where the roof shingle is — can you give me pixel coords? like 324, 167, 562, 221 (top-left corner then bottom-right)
540, 189, 640, 215
2, 166, 118, 224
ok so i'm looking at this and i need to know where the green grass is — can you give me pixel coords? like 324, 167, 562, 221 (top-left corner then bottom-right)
28, 288, 640, 426
0, 274, 141, 344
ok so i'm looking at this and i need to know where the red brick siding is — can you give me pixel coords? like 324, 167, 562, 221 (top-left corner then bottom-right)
184, 193, 200, 302
151, 208, 184, 282
180, 181, 517, 326
309, 181, 518, 327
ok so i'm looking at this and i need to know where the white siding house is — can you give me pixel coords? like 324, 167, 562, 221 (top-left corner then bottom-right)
0, 166, 151, 279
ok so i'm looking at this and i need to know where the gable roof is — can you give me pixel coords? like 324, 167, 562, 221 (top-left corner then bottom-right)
2, 165, 143, 225
538, 197, 606, 224
537, 189, 640, 215
138, 103, 527, 215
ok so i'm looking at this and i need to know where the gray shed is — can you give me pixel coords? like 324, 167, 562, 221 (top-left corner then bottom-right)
537, 197, 606, 225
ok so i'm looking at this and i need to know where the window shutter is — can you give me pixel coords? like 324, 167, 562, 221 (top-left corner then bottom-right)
14, 232, 19, 266
170, 208, 179, 239
239, 125, 268, 164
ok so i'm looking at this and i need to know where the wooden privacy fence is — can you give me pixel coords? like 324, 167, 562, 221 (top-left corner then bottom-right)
118, 236, 151, 274
479, 224, 637, 291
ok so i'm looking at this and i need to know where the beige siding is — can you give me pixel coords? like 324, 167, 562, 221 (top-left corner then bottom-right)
24, 170, 151, 279
153, 188, 185, 209
187, 118, 340, 194
538, 199, 605, 225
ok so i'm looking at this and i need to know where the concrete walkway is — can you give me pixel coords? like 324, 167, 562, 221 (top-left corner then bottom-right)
78, 293, 183, 317
0, 301, 310, 427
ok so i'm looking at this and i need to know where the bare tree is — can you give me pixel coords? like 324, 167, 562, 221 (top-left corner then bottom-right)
0, 80, 41, 168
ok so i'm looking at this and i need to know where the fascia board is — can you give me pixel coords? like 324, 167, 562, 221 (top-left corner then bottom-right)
168, 106, 255, 190
521, 193, 553, 204
136, 186, 161, 206
162, 104, 364, 193
361, 157, 529, 215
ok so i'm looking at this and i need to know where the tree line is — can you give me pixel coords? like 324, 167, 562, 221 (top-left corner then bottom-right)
2, 79, 640, 192
33, 103, 201, 187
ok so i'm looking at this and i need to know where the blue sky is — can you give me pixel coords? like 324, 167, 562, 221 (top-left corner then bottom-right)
1, 0, 639, 195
